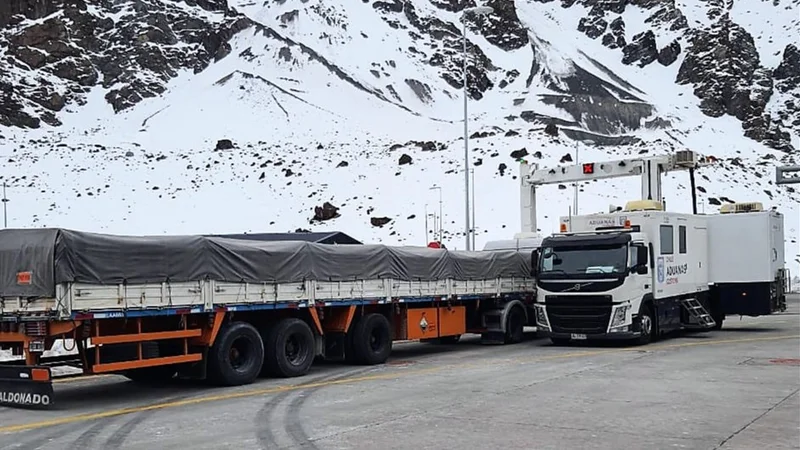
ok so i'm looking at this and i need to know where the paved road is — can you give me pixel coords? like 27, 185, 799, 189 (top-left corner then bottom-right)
1, 298, 798, 450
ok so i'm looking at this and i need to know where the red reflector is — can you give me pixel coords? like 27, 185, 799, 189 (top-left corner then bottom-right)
16, 271, 32, 285
582, 163, 595, 174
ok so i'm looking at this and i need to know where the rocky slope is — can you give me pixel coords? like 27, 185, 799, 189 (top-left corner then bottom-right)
1, 0, 797, 151
0, 0, 251, 128
0, 0, 798, 268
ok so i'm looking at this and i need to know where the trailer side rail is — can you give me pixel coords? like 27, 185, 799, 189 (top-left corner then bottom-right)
0, 277, 536, 319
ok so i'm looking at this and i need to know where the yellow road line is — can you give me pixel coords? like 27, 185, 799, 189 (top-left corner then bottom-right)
0, 333, 795, 434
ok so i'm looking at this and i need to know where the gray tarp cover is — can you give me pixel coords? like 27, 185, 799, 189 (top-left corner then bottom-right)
0, 229, 533, 298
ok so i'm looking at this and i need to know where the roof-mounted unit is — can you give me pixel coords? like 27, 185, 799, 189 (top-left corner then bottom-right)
673, 150, 698, 168
623, 200, 664, 212
719, 202, 764, 214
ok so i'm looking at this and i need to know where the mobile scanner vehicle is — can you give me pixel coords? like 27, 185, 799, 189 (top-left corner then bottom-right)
520, 151, 790, 345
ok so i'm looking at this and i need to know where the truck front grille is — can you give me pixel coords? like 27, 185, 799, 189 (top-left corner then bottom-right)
544, 295, 612, 334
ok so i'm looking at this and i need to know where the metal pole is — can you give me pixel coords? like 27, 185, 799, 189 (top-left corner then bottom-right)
573, 143, 579, 215
462, 15, 471, 251
424, 204, 429, 244
2, 182, 7, 228
471, 169, 476, 250
438, 188, 443, 244
689, 168, 697, 214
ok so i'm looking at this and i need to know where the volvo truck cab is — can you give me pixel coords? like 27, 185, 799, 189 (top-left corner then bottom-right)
531, 201, 715, 345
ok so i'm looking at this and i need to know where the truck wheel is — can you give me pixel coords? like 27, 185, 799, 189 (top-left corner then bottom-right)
504, 306, 526, 344
350, 313, 392, 365
262, 318, 315, 378
636, 304, 655, 346
207, 321, 265, 386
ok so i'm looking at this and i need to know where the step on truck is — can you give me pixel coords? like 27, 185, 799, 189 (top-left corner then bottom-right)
0, 228, 536, 409
517, 150, 790, 345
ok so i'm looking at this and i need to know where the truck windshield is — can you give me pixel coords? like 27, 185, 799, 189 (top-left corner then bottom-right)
539, 244, 629, 276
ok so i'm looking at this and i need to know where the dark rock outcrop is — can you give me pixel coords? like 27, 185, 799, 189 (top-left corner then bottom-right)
657, 40, 681, 66
0, 0, 253, 127
479, 0, 529, 50
510, 148, 529, 159
215, 139, 235, 150
313, 202, 341, 222
370, 216, 392, 227
601, 17, 626, 49
677, 16, 794, 151
622, 31, 658, 67
578, 7, 607, 39
374, 1, 495, 100
772, 44, 800, 138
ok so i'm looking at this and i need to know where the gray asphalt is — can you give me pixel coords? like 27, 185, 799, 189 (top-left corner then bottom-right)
1, 295, 798, 450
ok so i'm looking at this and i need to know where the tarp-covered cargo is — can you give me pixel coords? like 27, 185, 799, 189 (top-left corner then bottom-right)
0, 228, 533, 298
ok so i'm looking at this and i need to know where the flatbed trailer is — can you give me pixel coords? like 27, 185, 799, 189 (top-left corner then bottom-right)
0, 228, 536, 409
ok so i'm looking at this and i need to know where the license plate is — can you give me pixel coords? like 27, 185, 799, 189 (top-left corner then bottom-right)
570, 333, 587, 340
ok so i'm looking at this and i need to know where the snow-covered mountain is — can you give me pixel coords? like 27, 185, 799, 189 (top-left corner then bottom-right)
0, 0, 798, 271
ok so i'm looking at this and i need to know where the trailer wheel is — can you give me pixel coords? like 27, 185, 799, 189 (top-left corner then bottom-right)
208, 321, 265, 386
262, 318, 315, 378
504, 306, 526, 344
350, 313, 392, 365
635, 303, 655, 346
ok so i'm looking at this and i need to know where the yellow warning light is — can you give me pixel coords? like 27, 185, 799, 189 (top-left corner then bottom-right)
559, 223, 567, 232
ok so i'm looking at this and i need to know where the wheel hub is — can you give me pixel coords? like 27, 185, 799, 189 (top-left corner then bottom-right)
641, 315, 652, 335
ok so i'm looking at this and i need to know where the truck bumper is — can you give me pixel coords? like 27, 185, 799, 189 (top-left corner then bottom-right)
538, 329, 642, 341
0, 365, 55, 409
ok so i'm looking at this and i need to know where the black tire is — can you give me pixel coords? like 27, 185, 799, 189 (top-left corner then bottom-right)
207, 321, 265, 386
635, 303, 655, 346
262, 318, 315, 378
504, 306, 526, 344
350, 313, 392, 365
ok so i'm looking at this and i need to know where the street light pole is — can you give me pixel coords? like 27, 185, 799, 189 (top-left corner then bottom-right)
471, 168, 476, 250
462, 16, 470, 251
461, 5, 493, 251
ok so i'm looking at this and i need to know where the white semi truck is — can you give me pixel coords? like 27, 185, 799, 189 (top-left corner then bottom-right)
519, 150, 790, 345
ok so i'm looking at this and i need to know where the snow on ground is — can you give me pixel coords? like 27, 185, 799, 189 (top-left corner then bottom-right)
729, 0, 800, 69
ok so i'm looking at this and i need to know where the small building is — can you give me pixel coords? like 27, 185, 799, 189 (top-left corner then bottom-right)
205, 231, 362, 245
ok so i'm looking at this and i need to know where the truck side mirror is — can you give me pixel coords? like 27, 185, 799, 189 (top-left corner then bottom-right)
635, 265, 648, 275
637, 246, 648, 267
531, 249, 540, 277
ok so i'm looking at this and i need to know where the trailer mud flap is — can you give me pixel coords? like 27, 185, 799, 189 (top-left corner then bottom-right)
0, 366, 55, 409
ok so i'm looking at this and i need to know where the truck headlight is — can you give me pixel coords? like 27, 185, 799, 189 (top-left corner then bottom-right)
609, 304, 631, 329
534, 304, 549, 329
